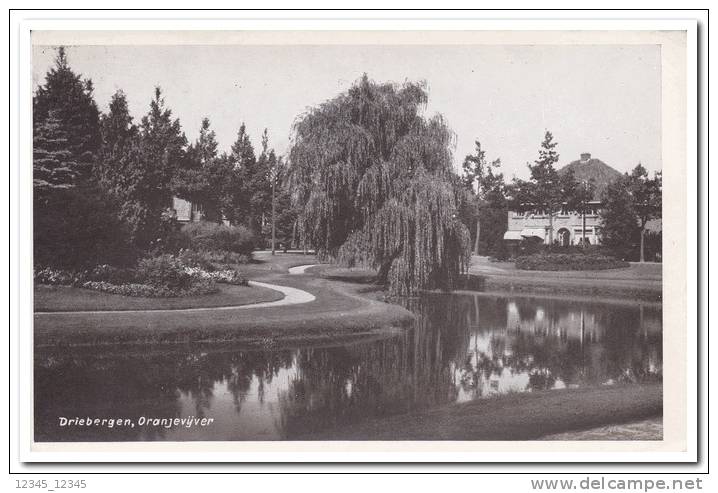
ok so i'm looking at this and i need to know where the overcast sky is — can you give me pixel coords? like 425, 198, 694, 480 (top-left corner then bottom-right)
32, 43, 661, 179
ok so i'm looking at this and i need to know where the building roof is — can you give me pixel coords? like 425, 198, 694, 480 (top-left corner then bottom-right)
558, 153, 623, 200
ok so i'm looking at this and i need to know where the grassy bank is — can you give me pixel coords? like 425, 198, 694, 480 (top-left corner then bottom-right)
467, 256, 662, 302
34, 253, 414, 347
297, 383, 662, 441
34, 283, 283, 312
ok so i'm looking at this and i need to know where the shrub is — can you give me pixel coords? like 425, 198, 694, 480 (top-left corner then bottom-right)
177, 248, 252, 271
515, 253, 630, 271
135, 254, 196, 290
85, 264, 136, 285
34, 267, 84, 286
36, 252, 247, 298
34, 186, 138, 269
488, 240, 510, 261
546, 244, 583, 255
206, 250, 252, 266
518, 237, 545, 256
180, 221, 255, 255
177, 249, 217, 272
80, 279, 218, 297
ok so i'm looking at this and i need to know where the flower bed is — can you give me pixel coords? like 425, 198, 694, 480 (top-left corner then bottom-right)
80, 279, 218, 297
515, 253, 630, 271
34, 252, 249, 298
182, 267, 249, 286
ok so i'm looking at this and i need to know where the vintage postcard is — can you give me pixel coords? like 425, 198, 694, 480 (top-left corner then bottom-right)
17, 23, 696, 462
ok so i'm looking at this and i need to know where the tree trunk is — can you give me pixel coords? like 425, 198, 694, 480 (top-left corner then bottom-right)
271, 178, 276, 255
474, 218, 481, 255
639, 226, 645, 262
548, 212, 554, 245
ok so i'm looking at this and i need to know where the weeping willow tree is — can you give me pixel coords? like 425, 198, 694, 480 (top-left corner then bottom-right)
288, 75, 470, 296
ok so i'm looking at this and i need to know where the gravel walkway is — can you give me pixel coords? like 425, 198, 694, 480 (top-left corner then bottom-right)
540, 417, 663, 441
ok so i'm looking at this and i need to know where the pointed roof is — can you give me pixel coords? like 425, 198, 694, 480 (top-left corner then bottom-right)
558, 153, 622, 200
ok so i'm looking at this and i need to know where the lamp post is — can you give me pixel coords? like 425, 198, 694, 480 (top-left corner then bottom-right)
581, 180, 588, 249
271, 170, 276, 255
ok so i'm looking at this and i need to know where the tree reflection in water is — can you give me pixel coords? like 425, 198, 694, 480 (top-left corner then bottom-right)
34, 293, 662, 441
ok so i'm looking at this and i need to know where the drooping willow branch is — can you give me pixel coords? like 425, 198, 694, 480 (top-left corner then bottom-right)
288, 75, 470, 295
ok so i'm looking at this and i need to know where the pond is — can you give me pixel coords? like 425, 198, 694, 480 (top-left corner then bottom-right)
34, 293, 662, 441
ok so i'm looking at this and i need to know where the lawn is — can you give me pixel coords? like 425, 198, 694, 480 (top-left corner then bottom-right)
297, 383, 662, 441
34, 282, 284, 312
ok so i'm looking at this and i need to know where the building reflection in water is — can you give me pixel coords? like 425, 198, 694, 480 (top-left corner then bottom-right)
34, 293, 662, 442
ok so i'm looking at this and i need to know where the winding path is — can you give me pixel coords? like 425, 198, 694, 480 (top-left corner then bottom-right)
287, 264, 320, 275
34, 254, 415, 345
35, 279, 315, 315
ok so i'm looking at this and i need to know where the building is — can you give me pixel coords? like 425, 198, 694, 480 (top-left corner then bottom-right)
172, 197, 233, 226
171, 196, 204, 223
503, 153, 622, 246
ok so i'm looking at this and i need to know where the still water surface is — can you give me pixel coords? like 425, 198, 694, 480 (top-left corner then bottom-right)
35, 293, 662, 441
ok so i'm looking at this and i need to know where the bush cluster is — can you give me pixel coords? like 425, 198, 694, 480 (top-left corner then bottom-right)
515, 253, 630, 271
35, 252, 248, 297
80, 279, 218, 298
34, 187, 138, 270
136, 254, 197, 291
34, 267, 84, 286
180, 222, 255, 256
176, 248, 251, 271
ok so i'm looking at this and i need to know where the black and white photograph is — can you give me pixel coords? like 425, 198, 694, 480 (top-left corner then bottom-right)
10, 13, 702, 473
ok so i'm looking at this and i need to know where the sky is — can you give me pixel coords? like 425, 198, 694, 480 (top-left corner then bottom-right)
32, 43, 662, 179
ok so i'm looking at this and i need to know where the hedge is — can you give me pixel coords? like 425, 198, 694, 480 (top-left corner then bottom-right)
515, 253, 630, 271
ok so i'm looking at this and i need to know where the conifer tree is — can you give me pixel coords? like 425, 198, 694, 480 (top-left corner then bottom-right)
139, 87, 187, 212
174, 118, 232, 223
599, 177, 640, 259
33, 47, 101, 184
510, 131, 577, 245
225, 123, 257, 226
33, 110, 78, 191
98, 90, 139, 190
96, 90, 156, 248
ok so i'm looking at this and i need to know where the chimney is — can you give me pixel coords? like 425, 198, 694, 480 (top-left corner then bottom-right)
580, 153, 591, 162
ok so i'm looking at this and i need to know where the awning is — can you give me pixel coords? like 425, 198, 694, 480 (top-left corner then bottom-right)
503, 230, 523, 241
520, 228, 547, 239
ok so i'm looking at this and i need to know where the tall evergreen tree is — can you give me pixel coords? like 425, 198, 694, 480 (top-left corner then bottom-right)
599, 176, 640, 259
510, 131, 577, 244
97, 90, 154, 248
33, 47, 101, 184
98, 90, 139, 189
174, 118, 232, 223
272, 156, 300, 251
226, 123, 257, 226
32, 47, 135, 268
253, 129, 277, 241
33, 110, 78, 191
140, 87, 187, 212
